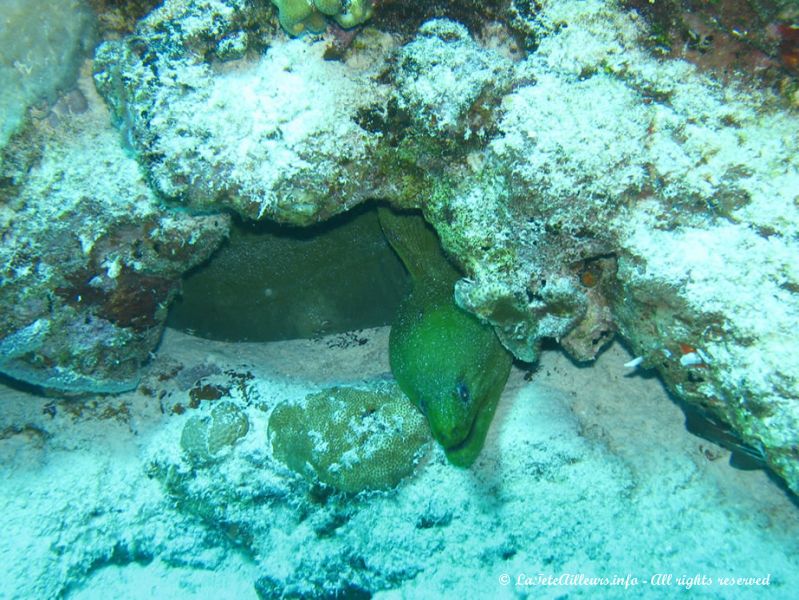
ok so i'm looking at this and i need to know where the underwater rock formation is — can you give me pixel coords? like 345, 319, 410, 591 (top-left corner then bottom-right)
518, 0, 799, 492
383, 0, 799, 487
1, 0, 798, 491
392, 19, 514, 139
93, 0, 392, 224
0, 80, 227, 394
0, 0, 95, 149
622, 0, 798, 84
87, 0, 163, 36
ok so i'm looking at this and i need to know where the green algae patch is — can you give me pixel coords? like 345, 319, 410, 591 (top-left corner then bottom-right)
181, 401, 250, 465
268, 383, 430, 493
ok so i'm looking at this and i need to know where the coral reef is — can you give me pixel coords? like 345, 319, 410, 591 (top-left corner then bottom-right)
392, 20, 514, 139
0, 77, 228, 393
271, 0, 374, 36
181, 401, 250, 464
93, 0, 392, 224
269, 382, 430, 493
2, 0, 799, 596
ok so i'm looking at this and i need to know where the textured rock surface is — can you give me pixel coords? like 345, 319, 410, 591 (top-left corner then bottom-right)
623, 0, 799, 92
0, 0, 95, 149
504, 0, 799, 492
0, 76, 228, 393
393, 19, 514, 139
93, 0, 393, 223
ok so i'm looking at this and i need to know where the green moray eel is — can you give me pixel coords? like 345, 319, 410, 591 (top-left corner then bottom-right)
378, 207, 512, 467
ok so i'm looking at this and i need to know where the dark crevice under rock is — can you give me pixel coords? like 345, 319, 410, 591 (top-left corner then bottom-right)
167, 204, 412, 342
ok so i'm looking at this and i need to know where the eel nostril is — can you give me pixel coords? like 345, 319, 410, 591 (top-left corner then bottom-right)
456, 381, 470, 405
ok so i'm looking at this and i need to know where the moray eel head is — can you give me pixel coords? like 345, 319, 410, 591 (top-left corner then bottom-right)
389, 287, 512, 467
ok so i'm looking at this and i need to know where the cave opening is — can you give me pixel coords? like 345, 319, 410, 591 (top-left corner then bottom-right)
167, 204, 412, 342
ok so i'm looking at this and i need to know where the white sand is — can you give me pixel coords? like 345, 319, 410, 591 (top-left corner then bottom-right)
0, 328, 796, 598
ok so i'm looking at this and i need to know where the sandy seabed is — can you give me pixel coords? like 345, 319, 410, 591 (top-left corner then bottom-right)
1, 327, 797, 599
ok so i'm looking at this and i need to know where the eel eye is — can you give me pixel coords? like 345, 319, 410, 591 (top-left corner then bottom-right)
456, 381, 470, 405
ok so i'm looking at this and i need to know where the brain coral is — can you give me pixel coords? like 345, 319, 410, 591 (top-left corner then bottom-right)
268, 382, 430, 493
180, 401, 250, 465
271, 0, 373, 36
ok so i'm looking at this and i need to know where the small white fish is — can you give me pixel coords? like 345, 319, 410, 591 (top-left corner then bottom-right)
680, 352, 703, 367
624, 356, 644, 369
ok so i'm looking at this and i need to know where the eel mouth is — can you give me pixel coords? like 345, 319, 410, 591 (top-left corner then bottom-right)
418, 397, 476, 452
439, 411, 480, 456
